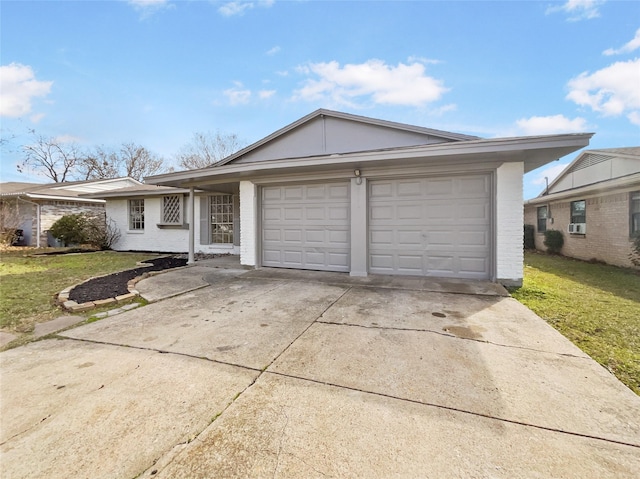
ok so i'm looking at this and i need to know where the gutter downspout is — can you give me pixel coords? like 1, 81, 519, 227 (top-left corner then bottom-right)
17, 196, 41, 248
188, 187, 195, 264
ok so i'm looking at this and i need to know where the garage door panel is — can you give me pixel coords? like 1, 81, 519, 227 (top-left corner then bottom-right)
262, 183, 350, 272
329, 185, 349, 199
328, 229, 349, 244
459, 176, 490, 195
425, 179, 454, 195
369, 175, 491, 279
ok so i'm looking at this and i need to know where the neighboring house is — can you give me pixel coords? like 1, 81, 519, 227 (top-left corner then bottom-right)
524, 147, 640, 268
92, 109, 592, 286
0, 177, 142, 247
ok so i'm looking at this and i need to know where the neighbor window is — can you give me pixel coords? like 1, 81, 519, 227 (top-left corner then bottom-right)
162, 195, 182, 225
210, 194, 233, 244
631, 191, 640, 236
570, 200, 586, 224
537, 206, 548, 233
129, 199, 144, 230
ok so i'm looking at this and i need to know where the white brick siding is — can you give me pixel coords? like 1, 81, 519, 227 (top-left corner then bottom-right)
107, 197, 238, 254
496, 162, 524, 286
239, 180, 257, 266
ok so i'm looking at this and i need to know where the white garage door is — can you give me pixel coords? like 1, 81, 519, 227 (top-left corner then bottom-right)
262, 183, 350, 272
369, 175, 491, 279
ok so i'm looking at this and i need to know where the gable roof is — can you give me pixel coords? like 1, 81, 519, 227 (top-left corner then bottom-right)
215, 109, 480, 167
0, 177, 142, 202
540, 147, 640, 197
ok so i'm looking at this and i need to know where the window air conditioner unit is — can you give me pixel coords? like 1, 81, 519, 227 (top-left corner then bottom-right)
568, 223, 586, 234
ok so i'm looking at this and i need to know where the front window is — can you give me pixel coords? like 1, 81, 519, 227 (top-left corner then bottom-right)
537, 206, 547, 233
129, 199, 144, 230
210, 194, 233, 244
570, 200, 586, 224
631, 192, 640, 236
162, 195, 182, 224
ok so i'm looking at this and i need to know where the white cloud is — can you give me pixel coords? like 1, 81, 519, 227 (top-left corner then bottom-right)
530, 162, 570, 189
258, 89, 276, 99
54, 134, 82, 144
603, 28, 640, 56
516, 115, 589, 135
546, 0, 604, 21
128, 0, 172, 18
566, 58, 640, 123
266, 46, 281, 56
0, 63, 53, 118
224, 82, 251, 105
292, 59, 449, 108
628, 111, 640, 126
218, 0, 273, 17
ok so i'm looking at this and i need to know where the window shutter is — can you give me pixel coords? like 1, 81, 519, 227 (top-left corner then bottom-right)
199, 196, 211, 245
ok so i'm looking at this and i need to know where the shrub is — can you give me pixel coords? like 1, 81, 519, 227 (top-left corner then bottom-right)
49, 213, 121, 250
543, 229, 564, 255
0, 200, 22, 246
84, 214, 121, 250
523, 224, 535, 250
49, 214, 87, 246
630, 235, 640, 267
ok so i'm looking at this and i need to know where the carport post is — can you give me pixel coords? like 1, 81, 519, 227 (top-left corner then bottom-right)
188, 186, 195, 264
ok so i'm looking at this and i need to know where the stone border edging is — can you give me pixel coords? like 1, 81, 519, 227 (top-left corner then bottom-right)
57, 262, 191, 313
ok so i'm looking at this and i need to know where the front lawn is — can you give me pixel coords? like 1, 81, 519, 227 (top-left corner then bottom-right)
0, 249, 158, 332
511, 252, 640, 395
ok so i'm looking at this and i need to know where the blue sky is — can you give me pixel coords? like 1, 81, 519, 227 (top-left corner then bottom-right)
1, 0, 639, 198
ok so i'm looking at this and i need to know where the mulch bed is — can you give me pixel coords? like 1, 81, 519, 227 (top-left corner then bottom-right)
68, 256, 188, 304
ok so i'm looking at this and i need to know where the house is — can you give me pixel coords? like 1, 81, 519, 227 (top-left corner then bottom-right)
92, 110, 592, 286
0, 177, 142, 247
524, 147, 640, 268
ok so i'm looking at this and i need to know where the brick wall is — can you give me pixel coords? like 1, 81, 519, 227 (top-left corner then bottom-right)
39, 201, 105, 246
239, 181, 257, 266
106, 197, 239, 254
496, 162, 524, 286
525, 189, 638, 268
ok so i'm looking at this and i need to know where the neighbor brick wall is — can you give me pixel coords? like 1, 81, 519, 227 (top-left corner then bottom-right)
496, 162, 524, 286
39, 201, 105, 246
525, 189, 637, 268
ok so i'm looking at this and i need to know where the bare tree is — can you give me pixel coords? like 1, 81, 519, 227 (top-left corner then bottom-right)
120, 142, 165, 181
18, 131, 83, 182
77, 146, 120, 180
79, 142, 166, 182
175, 131, 245, 170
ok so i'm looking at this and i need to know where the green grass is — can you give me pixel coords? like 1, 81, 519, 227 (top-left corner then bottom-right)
0, 250, 158, 332
511, 251, 640, 394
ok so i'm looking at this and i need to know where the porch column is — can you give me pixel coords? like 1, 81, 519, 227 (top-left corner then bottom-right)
188, 186, 195, 264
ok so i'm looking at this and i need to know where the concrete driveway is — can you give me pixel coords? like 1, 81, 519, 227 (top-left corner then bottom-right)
1, 261, 639, 478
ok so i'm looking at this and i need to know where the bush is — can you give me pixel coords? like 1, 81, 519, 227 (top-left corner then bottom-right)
543, 229, 564, 255
523, 224, 535, 250
630, 235, 640, 267
49, 214, 87, 246
49, 213, 121, 250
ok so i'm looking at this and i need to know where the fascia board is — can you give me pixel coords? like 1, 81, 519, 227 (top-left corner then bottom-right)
80, 188, 197, 199
525, 172, 640, 205
147, 133, 593, 187
22, 193, 106, 203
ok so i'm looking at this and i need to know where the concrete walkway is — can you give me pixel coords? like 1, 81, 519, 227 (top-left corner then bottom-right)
1, 261, 639, 478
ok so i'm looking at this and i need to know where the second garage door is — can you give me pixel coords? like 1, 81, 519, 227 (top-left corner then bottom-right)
262, 182, 350, 272
369, 174, 491, 279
